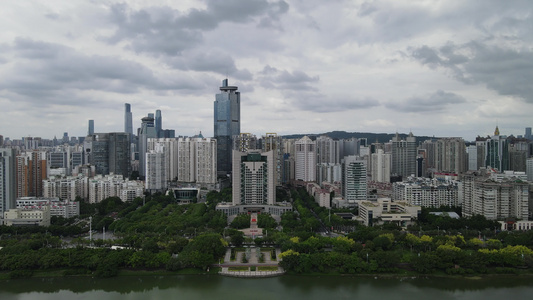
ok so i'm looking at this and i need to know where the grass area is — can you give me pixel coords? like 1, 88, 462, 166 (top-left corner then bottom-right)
228, 267, 249, 272
258, 266, 278, 271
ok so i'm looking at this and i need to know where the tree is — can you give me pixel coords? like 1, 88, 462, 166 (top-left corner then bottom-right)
230, 214, 251, 229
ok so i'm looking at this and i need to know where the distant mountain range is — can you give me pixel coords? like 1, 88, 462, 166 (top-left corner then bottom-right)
282, 131, 437, 144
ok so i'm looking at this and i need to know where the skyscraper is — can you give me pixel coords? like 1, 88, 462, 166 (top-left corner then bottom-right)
124, 103, 133, 138
525, 127, 532, 140
295, 136, 316, 182
84, 133, 131, 178
0, 148, 16, 218
88, 120, 94, 135
138, 116, 157, 177
214, 79, 240, 176
155, 110, 162, 138
485, 126, 509, 171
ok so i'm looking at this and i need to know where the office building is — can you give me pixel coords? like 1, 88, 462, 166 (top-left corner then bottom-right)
3, 205, 51, 226
359, 198, 420, 227
84, 133, 131, 178
525, 127, 532, 140
138, 116, 157, 177
232, 150, 275, 206
0, 148, 16, 218
124, 103, 133, 138
155, 109, 162, 138
295, 136, 316, 182
88, 120, 94, 135
484, 126, 509, 172
342, 155, 367, 205
214, 79, 240, 176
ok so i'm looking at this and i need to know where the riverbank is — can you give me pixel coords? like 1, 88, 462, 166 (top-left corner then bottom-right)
2, 266, 532, 281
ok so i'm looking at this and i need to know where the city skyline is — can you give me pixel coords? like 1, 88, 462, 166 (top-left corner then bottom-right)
1, 1, 532, 140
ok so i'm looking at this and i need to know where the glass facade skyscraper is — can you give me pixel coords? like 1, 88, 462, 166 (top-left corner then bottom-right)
214, 79, 240, 176
124, 103, 133, 138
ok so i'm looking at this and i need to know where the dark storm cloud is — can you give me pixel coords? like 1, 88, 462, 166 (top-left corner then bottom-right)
168, 51, 253, 80
289, 92, 379, 113
104, 0, 288, 57
386, 90, 466, 113
0, 38, 202, 106
259, 65, 319, 91
411, 42, 533, 102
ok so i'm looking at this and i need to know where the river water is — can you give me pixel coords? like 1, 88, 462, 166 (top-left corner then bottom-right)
0, 275, 531, 300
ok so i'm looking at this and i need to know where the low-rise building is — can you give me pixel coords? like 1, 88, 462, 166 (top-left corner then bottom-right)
358, 198, 421, 227
3, 206, 51, 226
16, 197, 79, 218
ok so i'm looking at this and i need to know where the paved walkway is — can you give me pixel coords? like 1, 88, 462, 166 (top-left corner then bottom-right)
218, 247, 284, 277
219, 267, 285, 277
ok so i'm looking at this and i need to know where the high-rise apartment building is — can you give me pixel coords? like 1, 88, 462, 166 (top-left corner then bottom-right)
316, 135, 339, 164
393, 178, 459, 207
371, 149, 391, 182
176, 137, 217, 187
526, 158, 533, 181
124, 103, 133, 138
466, 145, 478, 171
195, 138, 217, 186
391, 132, 416, 179
148, 138, 178, 183
214, 79, 240, 176
295, 136, 316, 182
342, 155, 367, 205
234, 133, 258, 152
232, 150, 275, 206
434, 137, 466, 175
0, 148, 16, 218
461, 171, 529, 220
145, 143, 167, 192
262, 133, 283, 187
16, 151, 47, 198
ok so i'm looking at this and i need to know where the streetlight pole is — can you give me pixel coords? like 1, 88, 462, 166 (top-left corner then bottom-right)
89, 216, 92, 246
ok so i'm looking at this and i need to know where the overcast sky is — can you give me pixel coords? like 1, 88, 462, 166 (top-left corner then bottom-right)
1, 0, 532, 141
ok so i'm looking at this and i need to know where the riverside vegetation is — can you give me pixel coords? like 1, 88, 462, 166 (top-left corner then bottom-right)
1, 187, 532, 279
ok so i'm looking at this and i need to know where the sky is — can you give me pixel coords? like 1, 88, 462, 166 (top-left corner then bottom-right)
1, 0, 532, 142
